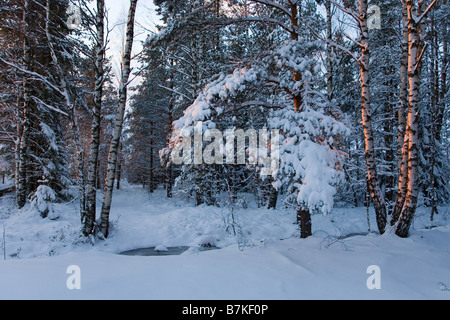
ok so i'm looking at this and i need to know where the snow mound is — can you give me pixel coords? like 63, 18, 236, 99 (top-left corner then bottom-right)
192, 235, 218, 248
154, 245, 168, 252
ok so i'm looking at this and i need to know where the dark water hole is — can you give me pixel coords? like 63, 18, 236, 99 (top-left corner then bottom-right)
120, 246, 218, 257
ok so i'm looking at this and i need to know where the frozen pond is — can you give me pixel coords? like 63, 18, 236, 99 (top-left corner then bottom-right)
120, 246, 219, 256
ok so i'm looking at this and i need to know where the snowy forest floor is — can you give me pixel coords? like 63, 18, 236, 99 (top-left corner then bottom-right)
0, 181, 449, 300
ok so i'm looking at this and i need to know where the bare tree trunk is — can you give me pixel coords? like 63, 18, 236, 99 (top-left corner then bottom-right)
289, 1, 303, 112
99, 0, 138, 238
359, 0, 387, 234
70, 110, 86, 222
383, 67, 395, 209
326, 0, 333, 100
84, 0, 105, 235
392, 1, 410, 225
116, 143, 122, 190
17, 0, 31, 209
15, 87, 23, 194
166, 163, 173, 198
166, 60, 174, 198
435, 0, 447, 141
395, 0, 434, 238
149, 122, 154, 193
429, 11, 439, 220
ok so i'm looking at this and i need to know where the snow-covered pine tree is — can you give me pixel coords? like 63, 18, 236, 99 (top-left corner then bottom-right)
0, 0, 75, 209
268, 39, 350, 238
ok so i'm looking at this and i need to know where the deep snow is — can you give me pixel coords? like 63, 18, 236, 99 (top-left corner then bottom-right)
0, 182, 449, 300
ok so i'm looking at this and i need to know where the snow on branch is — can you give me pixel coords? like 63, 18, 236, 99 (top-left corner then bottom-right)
173, 68, 262, 131
250, 0, 292, 18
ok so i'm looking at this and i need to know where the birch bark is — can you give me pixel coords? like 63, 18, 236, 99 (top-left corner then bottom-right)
392, 0, 409, 225
359, 0, 387, 234
84, 0, 105, 235
99, 0, 138, 238
395, 0, 424, 238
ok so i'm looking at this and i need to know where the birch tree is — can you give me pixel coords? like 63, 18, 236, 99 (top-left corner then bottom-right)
99, 0, 138, 238
393, 0, 437, 238
322, 0, 388, 234
84, 0, 106, 236
392, 0, 410, 225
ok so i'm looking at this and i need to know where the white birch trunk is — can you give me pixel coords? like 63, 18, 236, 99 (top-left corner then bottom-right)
359, 0, 387, 234
84, 0, 105, 235
99, 0, 138, 238
395, 0, 424, 237
392, 0, 409, 225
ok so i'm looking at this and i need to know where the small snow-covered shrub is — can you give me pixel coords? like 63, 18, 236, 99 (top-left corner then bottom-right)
31, 185, 58, 220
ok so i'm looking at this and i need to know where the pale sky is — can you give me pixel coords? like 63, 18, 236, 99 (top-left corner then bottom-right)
105, 0, 160, 88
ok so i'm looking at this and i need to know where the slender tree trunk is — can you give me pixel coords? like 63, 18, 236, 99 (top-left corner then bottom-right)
290, 2, 303, 112
149, 122, 155, 193
359, 0, 387, 234
395, 0, 428, 238
326, 0, 333, 100
392, 1, 410, 225
17, 0, 31, 209
116, 143, 123, 190
429, 12, 439, 220
99, 0, 138, 238
166, 163, 173, 198
166, 60, 174, 198
14, 87, 23, 194
71, 110, 86, 221
435, 0, 447, 141
84, 0, 105, 235
383, 67, 395, 209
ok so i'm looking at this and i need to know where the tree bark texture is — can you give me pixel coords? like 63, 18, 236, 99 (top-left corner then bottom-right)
17, 0, 31, 209
84, 0, 105, 235
359, 0, 387, 234
99, 0, 138, 238
395, 0, 425, 238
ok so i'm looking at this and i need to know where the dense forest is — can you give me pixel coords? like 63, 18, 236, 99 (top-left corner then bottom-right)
0, 0, 449, 240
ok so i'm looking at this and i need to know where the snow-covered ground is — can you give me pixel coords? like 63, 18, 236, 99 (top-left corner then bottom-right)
0, 182, 449, 300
